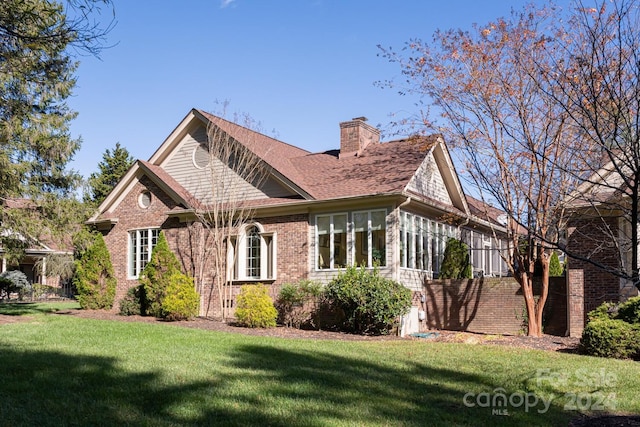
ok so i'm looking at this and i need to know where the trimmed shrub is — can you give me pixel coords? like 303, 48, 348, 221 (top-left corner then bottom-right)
0, 270, 31, 300
440, 238, 472, 279
580, 318, 640, 360
162, 272, 200, 321
617, 296, 640, 324
276, 279, 323, 328
549, 251, 563, 277
235, 284, 277, 328
119, 285, 144, 316
586, 301, 619, 322
73, 232, 116, 309
139, 231, 182, 317
323, 265, 412, 335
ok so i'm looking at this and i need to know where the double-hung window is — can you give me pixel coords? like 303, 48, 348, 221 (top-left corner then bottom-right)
128, 228, 160, 278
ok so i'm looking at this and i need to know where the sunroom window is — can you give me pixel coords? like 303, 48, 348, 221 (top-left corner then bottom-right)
316, 214, 347, 269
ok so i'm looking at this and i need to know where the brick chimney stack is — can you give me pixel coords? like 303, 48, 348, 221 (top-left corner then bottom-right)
339, 116, 380, 158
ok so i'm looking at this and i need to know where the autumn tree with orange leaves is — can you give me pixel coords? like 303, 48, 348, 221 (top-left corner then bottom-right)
379, 4, 581, 336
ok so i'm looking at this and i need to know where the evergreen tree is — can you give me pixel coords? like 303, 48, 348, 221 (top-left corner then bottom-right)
139, 232, 182, 318
549, 251, 563, 277
73, 231, 116, 309
0, 0, 114, 259
86, 143, 135, 205
440, 238, 472, 279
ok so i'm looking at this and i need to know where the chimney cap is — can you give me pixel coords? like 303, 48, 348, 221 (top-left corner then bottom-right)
351, 116, 367, 121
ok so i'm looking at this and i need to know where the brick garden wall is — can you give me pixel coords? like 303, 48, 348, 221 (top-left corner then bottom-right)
418, 277, 567, 336
566, 216, 622, 318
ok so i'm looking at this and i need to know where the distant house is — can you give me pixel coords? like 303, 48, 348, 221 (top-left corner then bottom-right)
0, 198, 73, 297
87, 109, 510, 323
565, 160, 640, 335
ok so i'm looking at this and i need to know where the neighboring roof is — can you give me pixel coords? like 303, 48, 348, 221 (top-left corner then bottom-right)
465, 195, 507, 228
0, 198, 72, 253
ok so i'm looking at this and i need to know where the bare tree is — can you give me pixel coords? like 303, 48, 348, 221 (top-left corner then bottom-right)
185, 113, 270, 320
534, 0, 640, 293
378, 4, 579, 336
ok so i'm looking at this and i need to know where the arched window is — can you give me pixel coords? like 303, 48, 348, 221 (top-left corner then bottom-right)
229, 223, 276, 281
246, 226, 261, 279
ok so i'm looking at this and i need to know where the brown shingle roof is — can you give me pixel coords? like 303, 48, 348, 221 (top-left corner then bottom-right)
290, 136, 440, 200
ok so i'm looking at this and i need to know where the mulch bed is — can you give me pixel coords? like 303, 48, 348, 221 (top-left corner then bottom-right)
52, 309, 582, 352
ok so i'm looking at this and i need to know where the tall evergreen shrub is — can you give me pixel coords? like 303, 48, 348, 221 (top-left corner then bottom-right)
139, 231, 182, 317
549, 251, 563, 277
440, 238, 472, 279
73, 232, 116, 309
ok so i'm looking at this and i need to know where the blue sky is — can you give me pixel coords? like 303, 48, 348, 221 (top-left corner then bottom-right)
68, 0, 540, 180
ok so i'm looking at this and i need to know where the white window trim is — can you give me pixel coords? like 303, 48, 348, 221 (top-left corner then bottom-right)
351, 209, 388, 268
315, 212, 349, 271
127, 228, 160, 279
230, 223, 277, 282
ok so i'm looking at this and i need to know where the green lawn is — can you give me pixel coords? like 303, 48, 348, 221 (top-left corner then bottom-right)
0, 302, 638, 426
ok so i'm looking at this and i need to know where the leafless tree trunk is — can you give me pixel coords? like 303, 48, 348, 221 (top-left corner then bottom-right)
378, 4, 579, 336
187, 115, 269, 321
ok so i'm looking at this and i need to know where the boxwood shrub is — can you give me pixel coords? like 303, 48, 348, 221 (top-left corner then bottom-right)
323, 265, 411, 335
580, 317, 640, 360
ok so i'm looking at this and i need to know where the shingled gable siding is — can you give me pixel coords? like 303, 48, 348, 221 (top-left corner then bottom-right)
100, 176, 182, 310
418, 277, 567, 336
406, 153, 452, 205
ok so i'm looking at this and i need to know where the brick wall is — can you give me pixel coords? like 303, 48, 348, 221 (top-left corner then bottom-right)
566, 216, 622, 318
101, 176, 181, 310
419, 277, 567, 336
199, 213, 310, 319
101, 177, 310, 318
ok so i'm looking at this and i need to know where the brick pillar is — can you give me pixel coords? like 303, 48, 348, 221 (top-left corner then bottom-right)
567, 269, 585, 337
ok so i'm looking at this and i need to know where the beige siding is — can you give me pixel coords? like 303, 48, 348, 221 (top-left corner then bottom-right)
406, 153, 452, 205
163, 124, 297, 204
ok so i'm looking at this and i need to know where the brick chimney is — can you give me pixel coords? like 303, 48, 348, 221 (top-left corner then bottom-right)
339, 116, 380, 158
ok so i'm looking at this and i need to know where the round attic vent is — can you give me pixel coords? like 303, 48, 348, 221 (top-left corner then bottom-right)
193, 144, 210, 169
138, 191, 152, 209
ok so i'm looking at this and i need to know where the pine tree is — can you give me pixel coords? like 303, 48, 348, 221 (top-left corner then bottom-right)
139, 232, 182, 318
0, 0, 114, 260
86, 143, 135, 205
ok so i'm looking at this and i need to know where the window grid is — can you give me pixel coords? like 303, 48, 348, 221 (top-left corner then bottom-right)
128, 228, 160, 278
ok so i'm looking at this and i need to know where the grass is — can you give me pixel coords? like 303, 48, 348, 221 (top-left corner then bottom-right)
0, 302, 639, 426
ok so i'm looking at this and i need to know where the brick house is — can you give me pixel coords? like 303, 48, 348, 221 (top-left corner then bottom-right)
565, 162, 640, 335
87, 109, 509, 332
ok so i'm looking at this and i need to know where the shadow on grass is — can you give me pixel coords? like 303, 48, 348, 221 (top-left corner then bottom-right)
0, 339, 579, 427
0, 302, 67, 316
